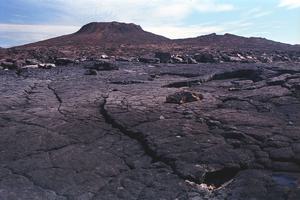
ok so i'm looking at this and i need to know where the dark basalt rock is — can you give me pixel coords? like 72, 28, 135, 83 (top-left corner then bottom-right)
171, 55, 185, 63
88, 60, 119, 71
166, 91, 203, 104
163, 79, 201, 88
116, 56, 135, 62
213, 69, 263, 82
139, 57, 160, 64
187, 57, 198, 64
0, 59, 25, 70
26, 59, 41, 65
1, 61, 17, 70
155, 52, 171, 63
194, 52, 216, 63
38, 63, 56, 69
55, 58, 75, 65
267, 74, 291, 85
84, 69, 98, 75
110, 80, 144, 85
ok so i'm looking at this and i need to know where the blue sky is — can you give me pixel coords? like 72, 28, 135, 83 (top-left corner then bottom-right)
0, 0, 299, 47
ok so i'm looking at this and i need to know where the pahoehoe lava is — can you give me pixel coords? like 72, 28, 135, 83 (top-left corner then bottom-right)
100, 96, 204, 185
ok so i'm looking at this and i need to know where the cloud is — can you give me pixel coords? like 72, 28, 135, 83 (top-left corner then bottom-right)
0, 24, 79, 33
279, 0, 300, 9
242, 8, 272, 19
145, 24, 225, 39
24, 0, 235, 25
144, 20, 254, 39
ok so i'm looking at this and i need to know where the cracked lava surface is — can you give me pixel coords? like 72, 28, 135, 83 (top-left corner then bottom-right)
1, 61, 300, 200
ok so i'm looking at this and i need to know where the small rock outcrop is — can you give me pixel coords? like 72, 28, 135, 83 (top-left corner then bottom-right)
166, 91, 203, 104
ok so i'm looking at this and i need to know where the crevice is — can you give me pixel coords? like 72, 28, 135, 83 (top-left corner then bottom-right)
159, 72, 201, 78
47, 84, 68, 117
9, 142, 79, 164
47, 84, 62, 103
110, 80, 144, 85
203, 167, 240, 188
99, 96, 203, 185
276, 69, 300, 75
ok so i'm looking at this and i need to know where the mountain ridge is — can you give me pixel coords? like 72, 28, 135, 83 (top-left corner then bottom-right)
174, 32, 297, 51
3, 21, 300, 59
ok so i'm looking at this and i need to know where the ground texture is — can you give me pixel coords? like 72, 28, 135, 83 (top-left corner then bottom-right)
1, 61, 300, 200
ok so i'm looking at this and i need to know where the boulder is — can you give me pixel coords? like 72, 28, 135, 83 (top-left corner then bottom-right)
272, 55, 291, 62
55, 58, 74, 65
166, 91, 203, 104
229, 56, 242, 62
22, 65, 39, 69
100, 55, 109, 59
38, 63, 56, 69
79, 57, 88, 62
26, 59, 41, 65
194, 52, 216, 63
90, 60, 119, 71
155, 52, 171, 63
220, 53, 231, 62
1, 61, 17, 70
258, 54, 272, 63
187, 57, 198, 64
245, 55, 257, 63
171, 55, 185, 63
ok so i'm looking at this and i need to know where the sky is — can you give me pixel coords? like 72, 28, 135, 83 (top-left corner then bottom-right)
0, 0, 299, 47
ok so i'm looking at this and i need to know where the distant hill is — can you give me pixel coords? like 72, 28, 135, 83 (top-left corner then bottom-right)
0, 47, 5, 53
175, 33, 298, 51
23, 22, 171, 47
